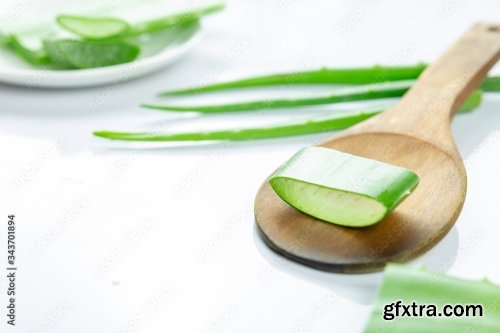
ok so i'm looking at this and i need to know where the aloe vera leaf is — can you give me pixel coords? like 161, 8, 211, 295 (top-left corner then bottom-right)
160, 65, 499, 96
56, 15, 130, 40
144, 73, 498, 113
0, 32, 8, 46
481, 76, 500, 92
3, 35, 49, 65
93, 109, 379, 141
160, 64, 427, 96
270, 147, 419, 227
93, 90, 481, 142
127, 3, 225, 36
364, 264, 500, 333
143, 81, 414, 113
44, 39, 140, 69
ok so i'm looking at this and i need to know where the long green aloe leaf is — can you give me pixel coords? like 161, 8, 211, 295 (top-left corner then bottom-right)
364, 264, 500, 332
93, 90, 481, 142
144, 76, 499, 113
161, 66, 500, 96
56, 3, 223, 40
127, 3, 225, 36
160, 64, 427, 96
143, 81, 414, 113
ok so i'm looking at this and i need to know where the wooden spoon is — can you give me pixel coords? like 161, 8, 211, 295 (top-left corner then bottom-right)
254, 23, 500, 273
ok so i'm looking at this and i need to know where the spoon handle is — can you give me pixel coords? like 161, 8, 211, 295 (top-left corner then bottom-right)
358, 23, 500, 157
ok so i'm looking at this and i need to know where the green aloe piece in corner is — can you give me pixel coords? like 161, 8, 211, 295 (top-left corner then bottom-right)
160, 64, 427, 96
44, 39, 140, 69
93, 90, 482, 142
364, 264, 500, 332
56, 15, 131, 40
269, 147, 419, 227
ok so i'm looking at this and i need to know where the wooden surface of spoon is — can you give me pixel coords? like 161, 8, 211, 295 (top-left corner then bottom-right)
255, 23, 500, 273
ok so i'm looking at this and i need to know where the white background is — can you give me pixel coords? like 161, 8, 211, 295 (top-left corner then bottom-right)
1, 0, 500, 332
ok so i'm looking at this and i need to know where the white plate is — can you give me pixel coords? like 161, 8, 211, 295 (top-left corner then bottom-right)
0, 29, 201, 88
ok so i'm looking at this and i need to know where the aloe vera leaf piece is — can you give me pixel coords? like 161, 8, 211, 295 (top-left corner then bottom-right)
481, 76, 500, 92
56, 15, 130, 40
364, 264, 500, 333
144, 74, 496, 113
143, 81, 414, 113
44, 39, 140, 69
0, 32, 8, 46
93, 90, 482, 142
127, 3, 225, 36
93, 109, 379, 141
160, 64, 427, 96
269, 147, 419, 227
160, 65, 500, 96
3, 35, 49, 65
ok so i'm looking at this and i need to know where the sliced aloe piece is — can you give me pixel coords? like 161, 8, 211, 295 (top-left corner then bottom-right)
365, 264, 500, 332
3, 35, 49, 65
56, 15, 130, 40
269, 147, 419, 227
44, 39, 140, 69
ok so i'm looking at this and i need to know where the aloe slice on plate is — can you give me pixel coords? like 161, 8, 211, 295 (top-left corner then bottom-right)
269, 147, 419, 227
44, 39, 140, 69
56, 15, 130, 40
365, 264, 500, 332
2, 35, 49, 65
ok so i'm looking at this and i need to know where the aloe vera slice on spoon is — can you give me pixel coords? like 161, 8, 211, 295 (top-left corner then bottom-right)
269, 147, 419, 227
56, 15, 130, 40
364, 264, 500, 332
93, 89, 482, 142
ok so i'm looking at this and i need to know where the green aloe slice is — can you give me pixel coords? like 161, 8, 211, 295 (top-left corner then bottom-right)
44, 39, 140, 69
269, 147, 419, 227
56, 15, 130, 40
3, 35, 49, 65
365, 264, 500, 332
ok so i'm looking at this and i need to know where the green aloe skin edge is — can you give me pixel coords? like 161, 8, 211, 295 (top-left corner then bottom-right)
365, 264, 500, 332
269, 147, 419, 227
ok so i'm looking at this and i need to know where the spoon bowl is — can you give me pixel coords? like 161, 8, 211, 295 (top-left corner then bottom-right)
256, 133, 465, 273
